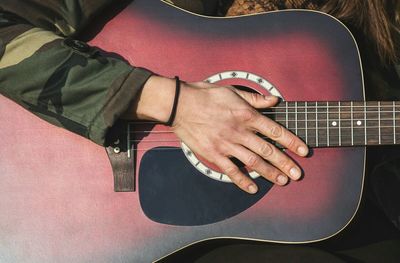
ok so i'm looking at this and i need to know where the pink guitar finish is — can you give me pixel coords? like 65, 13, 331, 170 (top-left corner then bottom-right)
0, 1, 374, 262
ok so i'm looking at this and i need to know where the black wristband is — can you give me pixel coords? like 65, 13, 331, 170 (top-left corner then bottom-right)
165, 76, 181, 126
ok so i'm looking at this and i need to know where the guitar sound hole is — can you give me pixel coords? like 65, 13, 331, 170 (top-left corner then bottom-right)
232, 84, 258, 93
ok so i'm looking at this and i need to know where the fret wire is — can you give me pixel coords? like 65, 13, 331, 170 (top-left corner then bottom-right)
339, 101, 342, 146
305, 101, 308, 144
316, 102, 318, 147
364, 101, 367, 145
285, 102, 288, 129
295, 102, 298, 136
378, 101, 381, 144
351, 101, 354, 146
394, 101, 396, 144
326, 101, 329, 147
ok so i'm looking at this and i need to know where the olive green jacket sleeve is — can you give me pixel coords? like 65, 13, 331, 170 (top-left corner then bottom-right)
0, 1, 153, 146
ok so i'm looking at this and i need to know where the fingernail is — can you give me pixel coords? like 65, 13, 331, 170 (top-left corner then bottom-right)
264, 95, 276, 101
297, 146, 308, 156
248, 184, 258, 194
290, 167, 301, 180
277, 175, 288, 185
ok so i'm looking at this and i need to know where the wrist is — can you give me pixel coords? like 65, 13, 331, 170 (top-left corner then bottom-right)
126, 75, 177, 122
164, 76, 181, 126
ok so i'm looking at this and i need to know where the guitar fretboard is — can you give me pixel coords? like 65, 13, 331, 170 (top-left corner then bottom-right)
271, 101, 400, 147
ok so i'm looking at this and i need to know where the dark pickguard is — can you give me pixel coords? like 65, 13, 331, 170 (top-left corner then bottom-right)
139, 147, 273, 226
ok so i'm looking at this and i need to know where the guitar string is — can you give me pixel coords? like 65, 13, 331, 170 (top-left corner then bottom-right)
128, 135, 399, 152
129, 112, 400, 125
121, 106, 400, 150
128, 134, 400, 142
263, 111, 399, 114
124, 107, 399, 145
127, 132, 399, 145
262, 105, 400, 109
268, 105, 400, 107
265, 111, 400, 114
127, 124, 400, 136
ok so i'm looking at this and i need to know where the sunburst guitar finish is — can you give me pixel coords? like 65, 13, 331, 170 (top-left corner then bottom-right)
0, 1, 371, 262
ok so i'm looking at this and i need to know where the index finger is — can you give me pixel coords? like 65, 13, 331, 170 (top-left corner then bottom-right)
250, 114, 308, 157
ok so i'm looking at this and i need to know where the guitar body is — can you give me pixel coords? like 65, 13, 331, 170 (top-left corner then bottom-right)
0, 1, 365, 262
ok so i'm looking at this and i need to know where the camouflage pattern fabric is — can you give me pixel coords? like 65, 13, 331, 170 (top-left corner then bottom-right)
0, 1, 153, 146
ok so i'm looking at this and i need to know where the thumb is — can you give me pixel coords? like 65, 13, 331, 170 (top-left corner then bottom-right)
233, 89, 279, 109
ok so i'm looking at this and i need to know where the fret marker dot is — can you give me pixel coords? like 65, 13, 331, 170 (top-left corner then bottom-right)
356, 120, 362, 126
332, 121, 337, 126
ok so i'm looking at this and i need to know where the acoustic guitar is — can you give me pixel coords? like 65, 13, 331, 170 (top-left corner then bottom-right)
1, 0, 398, 262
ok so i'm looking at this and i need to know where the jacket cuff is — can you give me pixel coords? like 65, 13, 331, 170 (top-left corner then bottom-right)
88, 67, 153, 145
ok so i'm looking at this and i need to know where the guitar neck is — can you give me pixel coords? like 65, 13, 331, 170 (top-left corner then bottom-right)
270, 101, 400, 148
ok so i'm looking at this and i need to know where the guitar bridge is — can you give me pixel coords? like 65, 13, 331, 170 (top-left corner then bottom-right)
105, 120, 136, 192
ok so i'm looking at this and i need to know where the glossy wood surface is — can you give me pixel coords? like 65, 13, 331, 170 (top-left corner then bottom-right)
0, 1, 366, 262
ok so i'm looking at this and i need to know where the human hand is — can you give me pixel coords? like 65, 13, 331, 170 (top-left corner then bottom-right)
130, 76, 308, 194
